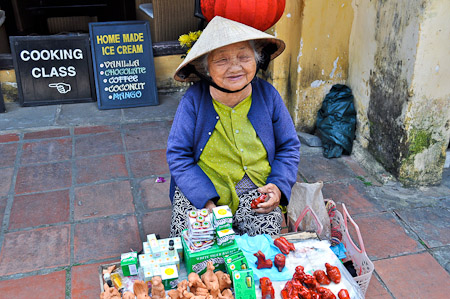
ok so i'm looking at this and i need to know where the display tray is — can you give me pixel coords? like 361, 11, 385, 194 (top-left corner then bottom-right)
98, 232, 330, 298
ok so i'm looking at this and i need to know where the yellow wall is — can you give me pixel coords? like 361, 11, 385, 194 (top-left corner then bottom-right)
267, 0, 354, 132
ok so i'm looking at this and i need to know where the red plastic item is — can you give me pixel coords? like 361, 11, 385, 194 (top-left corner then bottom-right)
251, 194, 267, 209
254, 250, 273, 269
274, 254, 286, 272
274, 238, 290, 254
260, 277, 275, 299
317, 287, 336, 299
313, 270, 331, 285
298, 285, 312, 299
338, 289, 350, 299
303, 275, 320, 290
325, 263, 341, 284
200, 0, 286, 32
277, 236, 295, 251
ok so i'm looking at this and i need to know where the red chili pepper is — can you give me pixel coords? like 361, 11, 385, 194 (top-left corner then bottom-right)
274, 253, 286, 272
325, 263, 341, 284
338, 289, 350, 299
254, 250, 273, 269
274, 238, 290, 254
314, 270, 331, 285
251, 194, 267, 209
259, 277, 275, 299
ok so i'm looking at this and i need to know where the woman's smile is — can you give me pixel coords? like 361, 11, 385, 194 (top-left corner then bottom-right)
207, 41, 257, 92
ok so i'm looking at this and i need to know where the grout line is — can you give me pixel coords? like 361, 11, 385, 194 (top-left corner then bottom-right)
68, 126, 76, 299
120, 123, 147, 244
372, 270, 397, 299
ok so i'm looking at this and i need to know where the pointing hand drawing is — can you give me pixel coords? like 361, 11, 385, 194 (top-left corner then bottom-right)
49, 82, 71, 94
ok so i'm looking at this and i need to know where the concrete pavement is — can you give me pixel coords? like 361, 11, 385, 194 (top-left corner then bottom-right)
0, 93, 449, 298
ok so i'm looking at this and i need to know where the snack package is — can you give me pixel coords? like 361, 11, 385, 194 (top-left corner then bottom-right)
212, 206, 233, 230
216, 228, 236, 247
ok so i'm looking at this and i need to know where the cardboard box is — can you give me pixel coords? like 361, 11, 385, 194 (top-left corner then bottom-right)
212, 206, 233, 231
120, 252, 139, 276
160, 265, 179, 290
216, 228, 236, 247
232, 269, 257, 299
182, 233, 240, 275
225, 251, 249, 274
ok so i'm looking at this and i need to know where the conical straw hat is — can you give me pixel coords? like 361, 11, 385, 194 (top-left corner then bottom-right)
174, 16, 285, 82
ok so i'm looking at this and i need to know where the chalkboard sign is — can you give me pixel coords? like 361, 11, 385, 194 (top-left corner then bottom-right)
10, 35, 96, 106
89, 21, 158, 110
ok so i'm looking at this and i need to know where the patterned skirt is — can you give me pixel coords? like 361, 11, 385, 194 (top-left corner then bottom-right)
169, 185, 282, 237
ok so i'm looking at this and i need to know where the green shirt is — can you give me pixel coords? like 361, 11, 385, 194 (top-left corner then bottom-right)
197, 95, 271, 213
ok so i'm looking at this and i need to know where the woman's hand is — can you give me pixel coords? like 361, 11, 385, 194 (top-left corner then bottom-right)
255, 183, 281, 214
205, 200, 217, 211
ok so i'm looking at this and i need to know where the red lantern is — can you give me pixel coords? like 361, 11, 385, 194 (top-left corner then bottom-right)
201, 0, 286, 32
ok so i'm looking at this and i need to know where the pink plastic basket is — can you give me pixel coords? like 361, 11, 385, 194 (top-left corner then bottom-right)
292, 203, 374, 297
333, 204, 374, 296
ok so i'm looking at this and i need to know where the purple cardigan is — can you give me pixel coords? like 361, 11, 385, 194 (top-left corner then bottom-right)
166, 77, 300, 209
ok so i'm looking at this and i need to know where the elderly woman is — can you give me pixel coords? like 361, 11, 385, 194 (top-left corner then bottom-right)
167, 16, 300, 237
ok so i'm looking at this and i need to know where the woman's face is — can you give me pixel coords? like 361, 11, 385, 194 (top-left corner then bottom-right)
207, 41, 257, 92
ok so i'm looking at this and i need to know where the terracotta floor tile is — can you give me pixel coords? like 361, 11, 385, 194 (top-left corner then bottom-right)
365, 275, 393, 299
15, 162, 71, 194
21, 138, 72, 164
74, 181, 134, 220
142, 208, 173, 238
0, 167, 13, 196
74, 125, 119, 135
9, 190, 70, 229
353, 213, 423, 260
374, 252, 450, 298
76, 154, 128, 184
74, 215, 141, 263
72, 262, 105, 299
24, 128, 70, 139
138, 178, 172, 209
396, 206, 450, 248
0, 143, 18, 167
0, 225, 70, 275
75, 132, 124, 157
122, 121, 170, 131
0, 271, 66, 299
0, 133, 19, 143
322, 181, 380, 215
298, 154, 354, 182
123, 125, 170, 151
128, 149, 169, 178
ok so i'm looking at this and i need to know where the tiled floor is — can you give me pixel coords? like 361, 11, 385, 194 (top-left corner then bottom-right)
0, 98, 449, 298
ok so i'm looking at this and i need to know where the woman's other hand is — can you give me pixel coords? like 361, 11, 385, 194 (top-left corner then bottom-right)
255, 183, 281, 213
205, 200, 217, 211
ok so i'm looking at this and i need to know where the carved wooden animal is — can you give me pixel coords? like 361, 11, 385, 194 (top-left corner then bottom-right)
201, 262, 219, 291
188, 272, 207, 295
151, 276, 166, 299
214, 271, 232, 291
